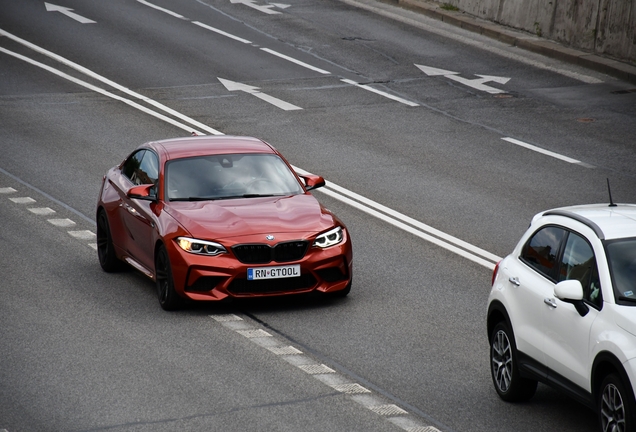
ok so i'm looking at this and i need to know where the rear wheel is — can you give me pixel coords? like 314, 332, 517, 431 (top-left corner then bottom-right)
490, 321, 537, 402
155, 245, 182, 311
96, 210, 126, 272
598, 373, 636, 432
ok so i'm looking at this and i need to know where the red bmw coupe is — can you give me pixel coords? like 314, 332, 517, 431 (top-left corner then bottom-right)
96, 136, 352, 310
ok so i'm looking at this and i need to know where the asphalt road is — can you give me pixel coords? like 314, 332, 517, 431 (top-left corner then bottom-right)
1, 0, 635, 431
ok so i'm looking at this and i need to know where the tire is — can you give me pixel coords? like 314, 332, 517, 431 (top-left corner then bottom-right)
490, 321, 537, 402
96, 210, 126, 272
155, 245, 183, 311
598, 373, 636, 432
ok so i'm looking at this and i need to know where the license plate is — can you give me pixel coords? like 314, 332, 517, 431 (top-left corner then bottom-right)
247, 264, 301, 280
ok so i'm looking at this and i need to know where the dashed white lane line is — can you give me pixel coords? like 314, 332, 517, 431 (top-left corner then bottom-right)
192, 21, 252, 44
48, 218, 76, 227
501, 137, 594, 167
260, 48, 331, 75
9, 197, 36, 204
136, 0, 187, 18
341, 79, 419, 106
28, 207, 55, 215
2, 188, 96, 250
211, 313, 442, 432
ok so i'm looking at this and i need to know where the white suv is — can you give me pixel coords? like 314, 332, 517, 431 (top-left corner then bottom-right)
488, 203, 636, 432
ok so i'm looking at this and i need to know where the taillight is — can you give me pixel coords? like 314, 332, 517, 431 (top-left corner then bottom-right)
491, 261, 501, 286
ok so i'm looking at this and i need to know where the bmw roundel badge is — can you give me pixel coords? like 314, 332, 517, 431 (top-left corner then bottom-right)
266, 235, 275, 240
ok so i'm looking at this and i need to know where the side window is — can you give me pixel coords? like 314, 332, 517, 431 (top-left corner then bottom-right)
558, 232, 602, 308
121, 150, 158, 186
138, 151, 159, 185
122, 150, 145, 183
521, 226, 566, 279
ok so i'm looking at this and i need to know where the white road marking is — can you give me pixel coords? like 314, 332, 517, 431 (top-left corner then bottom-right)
136, 0, 187, 19
260, 48, 331, 74
192, 21, 252, 44
211, 315, 438, 431
9, 197, 36, 204
28, 207, 55, 215
48, 218, 76, 227
341, 79, 420, 106
0, 187, 16, 193
415, 64, 510, 94
298, 364, 336, 374
0, 30, 222, 136
68, 230, 96, 240
45, 3, 96, 24
502, 137, 582, 164
341, 0, 603, 84
218, 77, 303, 110
230, 0, 282, 15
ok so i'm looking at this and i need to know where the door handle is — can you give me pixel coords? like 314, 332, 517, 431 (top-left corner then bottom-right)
544, 298, 557, 308
508, 276, 520, 286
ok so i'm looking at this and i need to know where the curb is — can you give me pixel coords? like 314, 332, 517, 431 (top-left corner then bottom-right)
388, 0, 636, 85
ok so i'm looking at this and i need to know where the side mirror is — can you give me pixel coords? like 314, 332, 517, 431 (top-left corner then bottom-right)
299, 174, 326, 191
128, 184, 156, 201
554, 279, 584, 301
555, 279, 589, 317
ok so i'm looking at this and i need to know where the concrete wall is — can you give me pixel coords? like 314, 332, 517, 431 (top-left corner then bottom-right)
435, 0, 635, 64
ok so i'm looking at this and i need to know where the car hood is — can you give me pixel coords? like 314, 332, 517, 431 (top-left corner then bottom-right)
164, 194, 336, 240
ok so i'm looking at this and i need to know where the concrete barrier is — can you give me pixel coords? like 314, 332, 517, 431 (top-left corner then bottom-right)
421, 0, 635, 65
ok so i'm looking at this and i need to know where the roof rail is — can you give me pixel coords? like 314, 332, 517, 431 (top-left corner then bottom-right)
543, 210, 605, 240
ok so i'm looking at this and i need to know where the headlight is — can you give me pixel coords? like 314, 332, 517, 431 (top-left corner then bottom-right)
313, 226, 343, 248
177, 237, 227, 256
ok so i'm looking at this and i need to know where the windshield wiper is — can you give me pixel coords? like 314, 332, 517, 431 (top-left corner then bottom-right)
618, 296, 636, 304
170, 196, 222, 202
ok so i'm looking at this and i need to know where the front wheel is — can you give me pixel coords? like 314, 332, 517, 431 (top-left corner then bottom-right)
598, 373, 636, 432
490, 321, 537, 402
96, 210, 126, 272
155, 245, 183, 311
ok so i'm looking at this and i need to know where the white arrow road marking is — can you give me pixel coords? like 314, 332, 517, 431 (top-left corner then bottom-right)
218, 77, 302, 111
230, 0, 281, 14
271, 3, 291, 9
415, 64, 510, 94
341, 79, 419, 107
44, 3, 96, 24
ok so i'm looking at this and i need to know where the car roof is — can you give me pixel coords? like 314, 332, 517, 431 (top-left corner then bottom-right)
145, 136, 276, 160
536, 204, 636, 241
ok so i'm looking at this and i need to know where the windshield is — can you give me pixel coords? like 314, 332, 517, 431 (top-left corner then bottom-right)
606, 238, 636, 305
165, 153, 303, 201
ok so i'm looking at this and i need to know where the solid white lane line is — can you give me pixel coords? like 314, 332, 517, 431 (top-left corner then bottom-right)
293, 166, 500, 266
192, 21, 252, 44
340, 79, 419, 106
1, 32, 499, 268
0, 30, 223, 136
136, 0, 187, 19
0, 47, 207, 135
318, 186, 497, 269
260, 48, 331, 75
501, 137, 582, 164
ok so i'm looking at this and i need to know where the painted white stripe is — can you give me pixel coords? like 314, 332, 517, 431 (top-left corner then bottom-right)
1, 32, 500, 269
237, 329, 272, 338
0, 187, 17, 193
0, 30, 223, 136
68, 230, 96, 240
48, 218, 76, 227
9, 197, 36, 204
192, 21, 253, 44
0, 47, 207, 135
260, 48, 331, 75
251, 91, 302, 110
502, 137, 581, 164
28, 207, 56, 215
341, 0, 603, 84
293, 165, 500, 266
137, 0, 186, 18
341, 79, 419, 106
